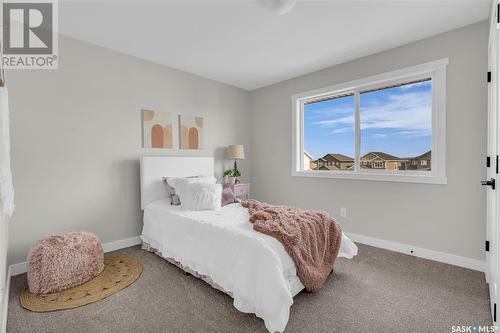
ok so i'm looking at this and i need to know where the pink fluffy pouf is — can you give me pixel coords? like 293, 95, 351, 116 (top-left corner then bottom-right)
27, 231, 105, 294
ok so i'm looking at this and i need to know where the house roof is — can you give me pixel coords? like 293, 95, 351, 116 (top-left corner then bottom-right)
321, 153, 354, 162
415, 150, 431, 160
363, 152, 402, 161
401, 150, 431, 160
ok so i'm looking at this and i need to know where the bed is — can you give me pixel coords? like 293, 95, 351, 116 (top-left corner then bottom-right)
140, 156, 358, 332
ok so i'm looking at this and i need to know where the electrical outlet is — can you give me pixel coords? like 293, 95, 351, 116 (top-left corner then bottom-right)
340, 207, 347, 218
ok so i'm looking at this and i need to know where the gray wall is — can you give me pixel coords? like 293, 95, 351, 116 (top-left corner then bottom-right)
7, 36, 250, 264
249, 21, 488, 261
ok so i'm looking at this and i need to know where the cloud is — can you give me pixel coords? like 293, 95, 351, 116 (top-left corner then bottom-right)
313, 89, 431, 134
332, 127, 351, 134
392, 129, 431, 138
315, 115, 354, 126
359, 91, 431, 131
372, 133, 388, 138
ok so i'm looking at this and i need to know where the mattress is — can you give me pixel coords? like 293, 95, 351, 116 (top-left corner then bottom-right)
141, 199, 358, 332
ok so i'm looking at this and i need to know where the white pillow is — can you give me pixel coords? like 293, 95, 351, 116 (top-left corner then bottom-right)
180, 182, 222, 211
167, 175, 216, 190
166, 176, 217, 204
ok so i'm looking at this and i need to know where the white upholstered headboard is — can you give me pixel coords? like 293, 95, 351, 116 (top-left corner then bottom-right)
140, 156, 215, 210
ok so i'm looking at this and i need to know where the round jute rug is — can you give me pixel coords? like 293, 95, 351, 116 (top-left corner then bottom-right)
20, 255, 142, 312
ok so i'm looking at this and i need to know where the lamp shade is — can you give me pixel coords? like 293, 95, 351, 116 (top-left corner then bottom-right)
227, 145, 245, 160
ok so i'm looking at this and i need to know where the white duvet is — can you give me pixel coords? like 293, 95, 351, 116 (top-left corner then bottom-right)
141, 199, 358, 332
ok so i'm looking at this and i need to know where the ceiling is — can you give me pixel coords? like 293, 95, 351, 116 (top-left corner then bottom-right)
59, 0, 490, 90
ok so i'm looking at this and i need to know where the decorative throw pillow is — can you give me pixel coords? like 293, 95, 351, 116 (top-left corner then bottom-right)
221, 187, 239, 207
180, 182, 222, 211
163, 179, 181, 205
166, 176, 217, 205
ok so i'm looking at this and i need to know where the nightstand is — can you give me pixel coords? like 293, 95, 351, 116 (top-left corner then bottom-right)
223, 183, 250, 199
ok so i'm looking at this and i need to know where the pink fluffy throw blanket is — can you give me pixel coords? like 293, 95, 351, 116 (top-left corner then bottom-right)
241, 199, 342, 292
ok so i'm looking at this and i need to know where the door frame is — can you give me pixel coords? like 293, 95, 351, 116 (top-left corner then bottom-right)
487, 0, 499, 323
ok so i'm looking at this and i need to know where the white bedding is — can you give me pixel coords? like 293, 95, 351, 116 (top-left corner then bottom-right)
141, 199, 358, 332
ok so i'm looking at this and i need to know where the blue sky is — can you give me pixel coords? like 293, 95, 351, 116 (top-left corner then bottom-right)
303, 80, 432, 160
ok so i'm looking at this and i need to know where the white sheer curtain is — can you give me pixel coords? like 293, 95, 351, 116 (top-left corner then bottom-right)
0, 86, 14, 218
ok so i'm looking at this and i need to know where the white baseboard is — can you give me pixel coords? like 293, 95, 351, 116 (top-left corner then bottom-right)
101, 236, 142, 253
346, 232, 486, 272
8, 262, 26, 278
8, 236, 142, 277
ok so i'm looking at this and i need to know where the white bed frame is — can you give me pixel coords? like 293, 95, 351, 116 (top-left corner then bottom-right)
140, 156, 215, 210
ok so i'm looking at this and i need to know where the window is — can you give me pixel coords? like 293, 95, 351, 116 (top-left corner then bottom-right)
303, 93, 354, 171
292, 59, 447, 184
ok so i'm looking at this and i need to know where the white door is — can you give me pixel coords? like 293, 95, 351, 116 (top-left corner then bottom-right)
486, 1, 500, 323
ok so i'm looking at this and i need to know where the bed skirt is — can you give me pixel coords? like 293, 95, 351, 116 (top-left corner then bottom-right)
141, 242, 233, 297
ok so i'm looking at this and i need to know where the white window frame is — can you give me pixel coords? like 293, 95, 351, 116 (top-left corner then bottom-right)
292, 58, 448, 184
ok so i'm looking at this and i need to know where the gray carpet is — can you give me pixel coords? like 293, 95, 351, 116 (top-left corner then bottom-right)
7, 244, 491, 333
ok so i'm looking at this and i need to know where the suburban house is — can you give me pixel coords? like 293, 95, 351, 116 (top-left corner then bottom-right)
304, 151, 315, 170
404, 150, 432, 171
315, 153, 354, 170
311, 151, 432, 171
360, 152, 407, 170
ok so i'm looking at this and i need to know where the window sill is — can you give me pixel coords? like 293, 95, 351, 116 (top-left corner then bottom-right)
292, 170, 447, 185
